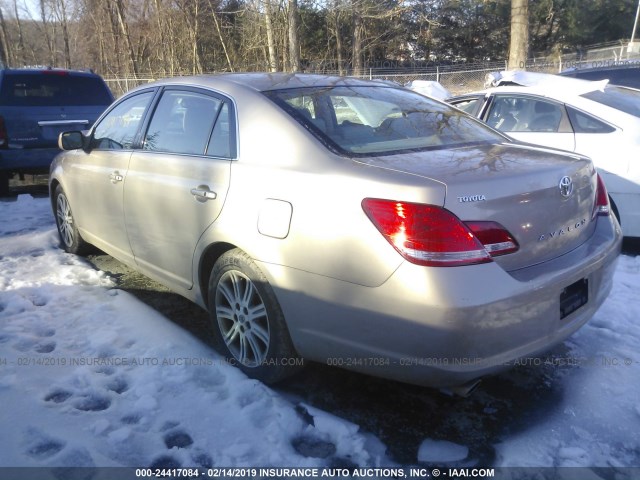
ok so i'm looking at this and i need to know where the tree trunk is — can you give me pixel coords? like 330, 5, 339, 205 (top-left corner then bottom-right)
508, 0, 529, 70
352, 11, 364, 76
331, 2, 344, 76
208, 0, 234, 72
0, 7, 13, 66
13, 0, 26, 65
264, 0, 278, 72
288, 0, 300, 72
39, 0, 56, 66
57, 0, 72, 68
115, 0, 140, 77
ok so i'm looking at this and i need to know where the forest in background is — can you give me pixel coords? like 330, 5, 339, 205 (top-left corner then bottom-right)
0, 0, 637, 78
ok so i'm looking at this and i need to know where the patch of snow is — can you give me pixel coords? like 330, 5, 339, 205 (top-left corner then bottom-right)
417, 439, 469, 463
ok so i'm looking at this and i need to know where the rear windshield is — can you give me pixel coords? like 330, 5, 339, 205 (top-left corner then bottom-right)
264, 86, 504, 156
0, 73, 113, 107
581, 85, 640, 118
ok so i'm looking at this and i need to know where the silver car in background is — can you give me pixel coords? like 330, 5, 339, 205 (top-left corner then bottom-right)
50, 74, 621, 391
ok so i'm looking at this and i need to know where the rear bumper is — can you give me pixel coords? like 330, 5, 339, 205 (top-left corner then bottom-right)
1, 148, 60, 172
261, 215, 622, 388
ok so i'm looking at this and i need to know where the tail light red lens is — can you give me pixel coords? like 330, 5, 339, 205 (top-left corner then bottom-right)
362, 198, 494, 267
593, 173, 610, 218
465, 221, 519, 256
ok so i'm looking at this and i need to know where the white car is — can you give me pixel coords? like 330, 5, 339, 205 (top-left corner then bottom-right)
448, 71, 640, 237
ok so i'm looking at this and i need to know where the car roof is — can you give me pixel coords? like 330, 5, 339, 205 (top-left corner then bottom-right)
1, 67, 101, 77
450, 70, 613, 103
485, 70, 609, 96
137, 73, 398, 93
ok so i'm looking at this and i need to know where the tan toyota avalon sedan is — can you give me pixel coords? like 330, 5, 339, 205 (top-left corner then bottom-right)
49, 74, 621, 392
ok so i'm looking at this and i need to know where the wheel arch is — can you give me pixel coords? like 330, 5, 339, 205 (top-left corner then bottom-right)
198, 242, 237, 308
49, 178, 61, 211
609, 194, 621, 226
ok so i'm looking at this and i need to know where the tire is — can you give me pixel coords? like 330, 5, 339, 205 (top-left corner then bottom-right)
54, 185, 90, 255
207, 249, 303, 384
0, 171, 10, 197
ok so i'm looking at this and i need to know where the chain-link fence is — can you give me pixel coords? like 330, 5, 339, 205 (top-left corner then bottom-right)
103, 41, 639, 98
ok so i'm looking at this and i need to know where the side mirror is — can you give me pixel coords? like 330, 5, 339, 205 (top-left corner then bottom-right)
58, 131, 86, 151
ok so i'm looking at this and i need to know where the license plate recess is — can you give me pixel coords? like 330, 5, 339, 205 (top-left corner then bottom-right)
560, 278, 588, 320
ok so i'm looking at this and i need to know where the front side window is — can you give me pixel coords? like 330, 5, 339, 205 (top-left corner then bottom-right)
144, 90, 224, 155
487, 96, 563, 133
92, 91, 154, 150
265, 86, 503, 156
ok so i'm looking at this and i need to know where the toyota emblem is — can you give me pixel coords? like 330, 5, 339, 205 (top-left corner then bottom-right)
559, 176, 573, 198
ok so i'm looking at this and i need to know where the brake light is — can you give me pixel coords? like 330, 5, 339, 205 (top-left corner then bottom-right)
465, 222, 519, 256
0, 116, 7, 148
42, 70, 69, 76
362, 198, 492, 267
593, 173, 610, 218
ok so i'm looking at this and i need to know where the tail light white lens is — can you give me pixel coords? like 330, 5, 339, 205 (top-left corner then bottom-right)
593, 173, 610, 218
362, 198, 492, 267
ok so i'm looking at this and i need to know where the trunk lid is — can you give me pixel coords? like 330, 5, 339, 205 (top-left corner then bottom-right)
356, 142, 598, 271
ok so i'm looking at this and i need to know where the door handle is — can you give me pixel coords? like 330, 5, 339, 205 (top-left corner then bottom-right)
191, 186, 217, 202
109, 171, 124, 184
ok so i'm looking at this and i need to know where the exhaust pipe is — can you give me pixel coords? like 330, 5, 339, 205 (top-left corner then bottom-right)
440, 379, 482, 398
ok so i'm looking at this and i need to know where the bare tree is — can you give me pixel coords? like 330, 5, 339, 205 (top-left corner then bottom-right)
114, 0, 140, 76
0, 7, 13, 66
287, 0, 299, 72
12, 0, 26, 65
264, 0, 278, 71
38, 0, 56, 65
53, 0, 72, 68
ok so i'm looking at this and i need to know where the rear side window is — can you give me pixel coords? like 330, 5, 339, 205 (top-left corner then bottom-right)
566, 106, 616, 134
144, 90, 223, 155
0, 73, 113, 107
143, 90, 233, 158
487, 96, 563, 133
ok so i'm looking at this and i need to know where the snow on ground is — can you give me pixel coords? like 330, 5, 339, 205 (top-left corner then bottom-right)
0, 195, 386, 468
0, 194, 639, 469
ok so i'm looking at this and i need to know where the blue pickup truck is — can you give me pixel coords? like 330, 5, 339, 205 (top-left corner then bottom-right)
0, 67, 114, 195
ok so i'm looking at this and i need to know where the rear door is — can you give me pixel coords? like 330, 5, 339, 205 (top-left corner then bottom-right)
483, 94, 576, 152
124, 87, 235, 290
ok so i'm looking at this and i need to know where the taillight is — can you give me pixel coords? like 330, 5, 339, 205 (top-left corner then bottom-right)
362, 198, 497, 267
593, 173, 610, 218
0, 116, 7, 149
465, 221, 519, 256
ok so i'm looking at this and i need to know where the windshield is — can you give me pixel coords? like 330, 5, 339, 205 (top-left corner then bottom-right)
581, 85, 640, 118
264, 86, 504, 156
